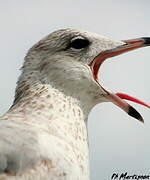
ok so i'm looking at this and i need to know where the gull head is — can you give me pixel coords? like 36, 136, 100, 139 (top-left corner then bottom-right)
21, 28, 150, 122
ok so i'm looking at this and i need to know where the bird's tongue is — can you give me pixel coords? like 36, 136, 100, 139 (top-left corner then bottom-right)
89, 37, 150, 123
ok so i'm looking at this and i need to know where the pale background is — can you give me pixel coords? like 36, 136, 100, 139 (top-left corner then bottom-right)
0, 0, 150, 179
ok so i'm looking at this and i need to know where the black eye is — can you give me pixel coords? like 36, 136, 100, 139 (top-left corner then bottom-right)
70, 38, 90, 49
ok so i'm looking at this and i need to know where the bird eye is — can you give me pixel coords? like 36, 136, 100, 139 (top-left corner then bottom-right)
70, 38, 90, 49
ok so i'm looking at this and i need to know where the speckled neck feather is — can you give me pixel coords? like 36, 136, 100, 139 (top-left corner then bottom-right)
3, 58, 92, 179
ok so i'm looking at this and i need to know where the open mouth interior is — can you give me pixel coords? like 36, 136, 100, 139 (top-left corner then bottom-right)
89, 39, 150, 123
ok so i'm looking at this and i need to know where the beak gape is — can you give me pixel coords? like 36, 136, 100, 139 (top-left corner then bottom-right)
90, 37, 150, 123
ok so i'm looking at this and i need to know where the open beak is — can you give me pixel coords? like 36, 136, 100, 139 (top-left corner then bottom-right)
90, 37, 150, 123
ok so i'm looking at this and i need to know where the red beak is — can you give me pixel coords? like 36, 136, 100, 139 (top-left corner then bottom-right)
90, 37, 150, 123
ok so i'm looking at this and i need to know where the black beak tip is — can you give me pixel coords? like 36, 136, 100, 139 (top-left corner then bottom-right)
142, 37, 150, 46
128, 106, 144, 123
